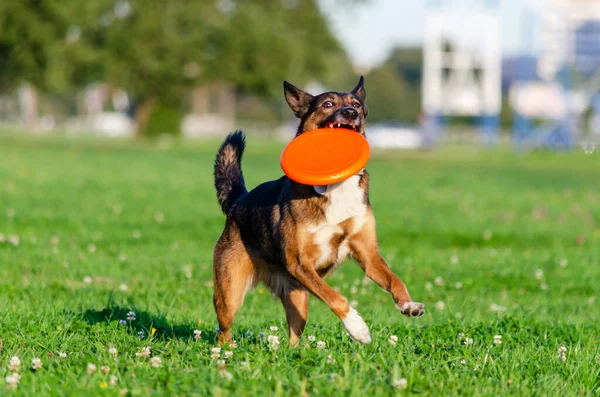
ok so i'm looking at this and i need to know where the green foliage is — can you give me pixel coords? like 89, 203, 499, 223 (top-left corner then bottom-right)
144, 102, 185, 136
0, 0, 60, 90
1, 134, 599, 395
365, 47, 423, 123
0, 1, 351, 100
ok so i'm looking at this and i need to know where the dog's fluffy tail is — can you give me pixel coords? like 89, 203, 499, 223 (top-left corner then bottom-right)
214, 130, 248, 214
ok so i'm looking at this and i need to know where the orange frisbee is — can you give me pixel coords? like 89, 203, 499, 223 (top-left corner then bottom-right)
280, 128, 371, 186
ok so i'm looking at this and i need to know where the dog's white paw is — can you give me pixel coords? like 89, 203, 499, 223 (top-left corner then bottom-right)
397, 301, 425, 318
342, 307, 372, 344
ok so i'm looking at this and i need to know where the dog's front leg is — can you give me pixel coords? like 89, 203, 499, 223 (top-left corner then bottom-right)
350, 222, 425, 318
285, 253, 372, 344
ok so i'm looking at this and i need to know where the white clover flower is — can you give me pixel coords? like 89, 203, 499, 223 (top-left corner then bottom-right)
211, 347, 222, 354
316, 341, 326, 350
8, 356, 21, 372
450, 255, 459, 265
267, 335, 280, 350
269, 326, 278, 332
119, 284, 128, 291
109, 346, 118, 356
489, 303, 507, 312
435, 301, 445, 310
126, 311, 136, 321
350, 299, 358, 308
219, 369, 232, 380
559, 258, 568, 268
245, 331, 253, 338
118, 319, 127, 326
182, 264, 193, 279
535, 269, 544, 280
308, 335, 316, 342
455, 282, 463, 289
558, 352, 566, 361
8, 235, 19, 246
88, 244, 97, 253
138, 330, 145, 339
135, 347, 151, 357
5, 373, 21, 390
31, 358, 42, 370
464, 337, 474, 345
101, 366, 110, 374
393, 378, 407, 389
327, 354, 334, 364
457, 333, 465, 341
83, 276, 93, 284
425, 282, 433, 291
150, 356, 162, 368
86, 363, 97, 374
210, 353, 220, 359
194, 329, 202, 340
58, 352, 67, 359
389, 335, 398, 346
493, 335, 502, 345
110, 375, 118, 385
350, 286, 358, 294
434, 276, 444, 286
224, 351, 233, 359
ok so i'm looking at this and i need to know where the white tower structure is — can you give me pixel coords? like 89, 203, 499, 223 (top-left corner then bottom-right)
422, 0, 502, 145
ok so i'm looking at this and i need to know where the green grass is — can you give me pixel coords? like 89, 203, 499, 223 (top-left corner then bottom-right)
1, 133, 599, 396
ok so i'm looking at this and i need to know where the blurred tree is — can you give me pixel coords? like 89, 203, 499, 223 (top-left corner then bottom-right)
365, 47, 422, 123
0, 0, 59, 128
1, 0, 357, 135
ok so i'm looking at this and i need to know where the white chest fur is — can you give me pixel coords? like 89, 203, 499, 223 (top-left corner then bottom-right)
309, 175, 367, 267
321, 175, 367, 224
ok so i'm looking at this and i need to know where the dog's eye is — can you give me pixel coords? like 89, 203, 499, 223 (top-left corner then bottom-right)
322, 101, 334, 108
352, 102, 361, 108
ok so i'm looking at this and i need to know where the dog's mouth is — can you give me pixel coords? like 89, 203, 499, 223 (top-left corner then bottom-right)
324, 122, 361, 132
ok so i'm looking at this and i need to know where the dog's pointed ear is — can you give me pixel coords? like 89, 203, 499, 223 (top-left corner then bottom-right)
284, 81, 313, 118
351, 76, 366, 103
351, 76, 368, 116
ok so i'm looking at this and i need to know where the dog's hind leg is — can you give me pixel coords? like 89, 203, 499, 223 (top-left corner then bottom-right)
279, 284, 308, 347
213, 229, 254, 344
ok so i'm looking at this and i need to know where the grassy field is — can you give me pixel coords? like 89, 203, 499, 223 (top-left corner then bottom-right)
0, 133, 599, 396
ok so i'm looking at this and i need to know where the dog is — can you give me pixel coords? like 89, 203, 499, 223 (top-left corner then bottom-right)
212, 77, 424, 346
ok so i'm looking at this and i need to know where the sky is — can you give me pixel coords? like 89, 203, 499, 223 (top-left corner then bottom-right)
320, 0, 532, 70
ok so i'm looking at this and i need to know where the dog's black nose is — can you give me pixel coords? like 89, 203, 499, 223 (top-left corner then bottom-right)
341, 107, 358, 119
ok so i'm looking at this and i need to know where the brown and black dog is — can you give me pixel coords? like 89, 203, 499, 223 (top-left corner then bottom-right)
212, 77, 424, 346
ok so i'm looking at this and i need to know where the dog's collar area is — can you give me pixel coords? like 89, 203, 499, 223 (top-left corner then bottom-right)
314, 185, 328, 195
313, 170, 364, 195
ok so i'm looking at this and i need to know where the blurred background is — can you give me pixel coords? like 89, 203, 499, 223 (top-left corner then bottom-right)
1, 0, 599, 151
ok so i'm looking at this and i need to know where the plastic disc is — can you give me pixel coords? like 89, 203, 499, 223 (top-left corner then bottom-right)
280, 128, 371, 185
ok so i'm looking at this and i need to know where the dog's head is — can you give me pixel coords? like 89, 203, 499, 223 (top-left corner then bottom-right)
283, 77, 368, 137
